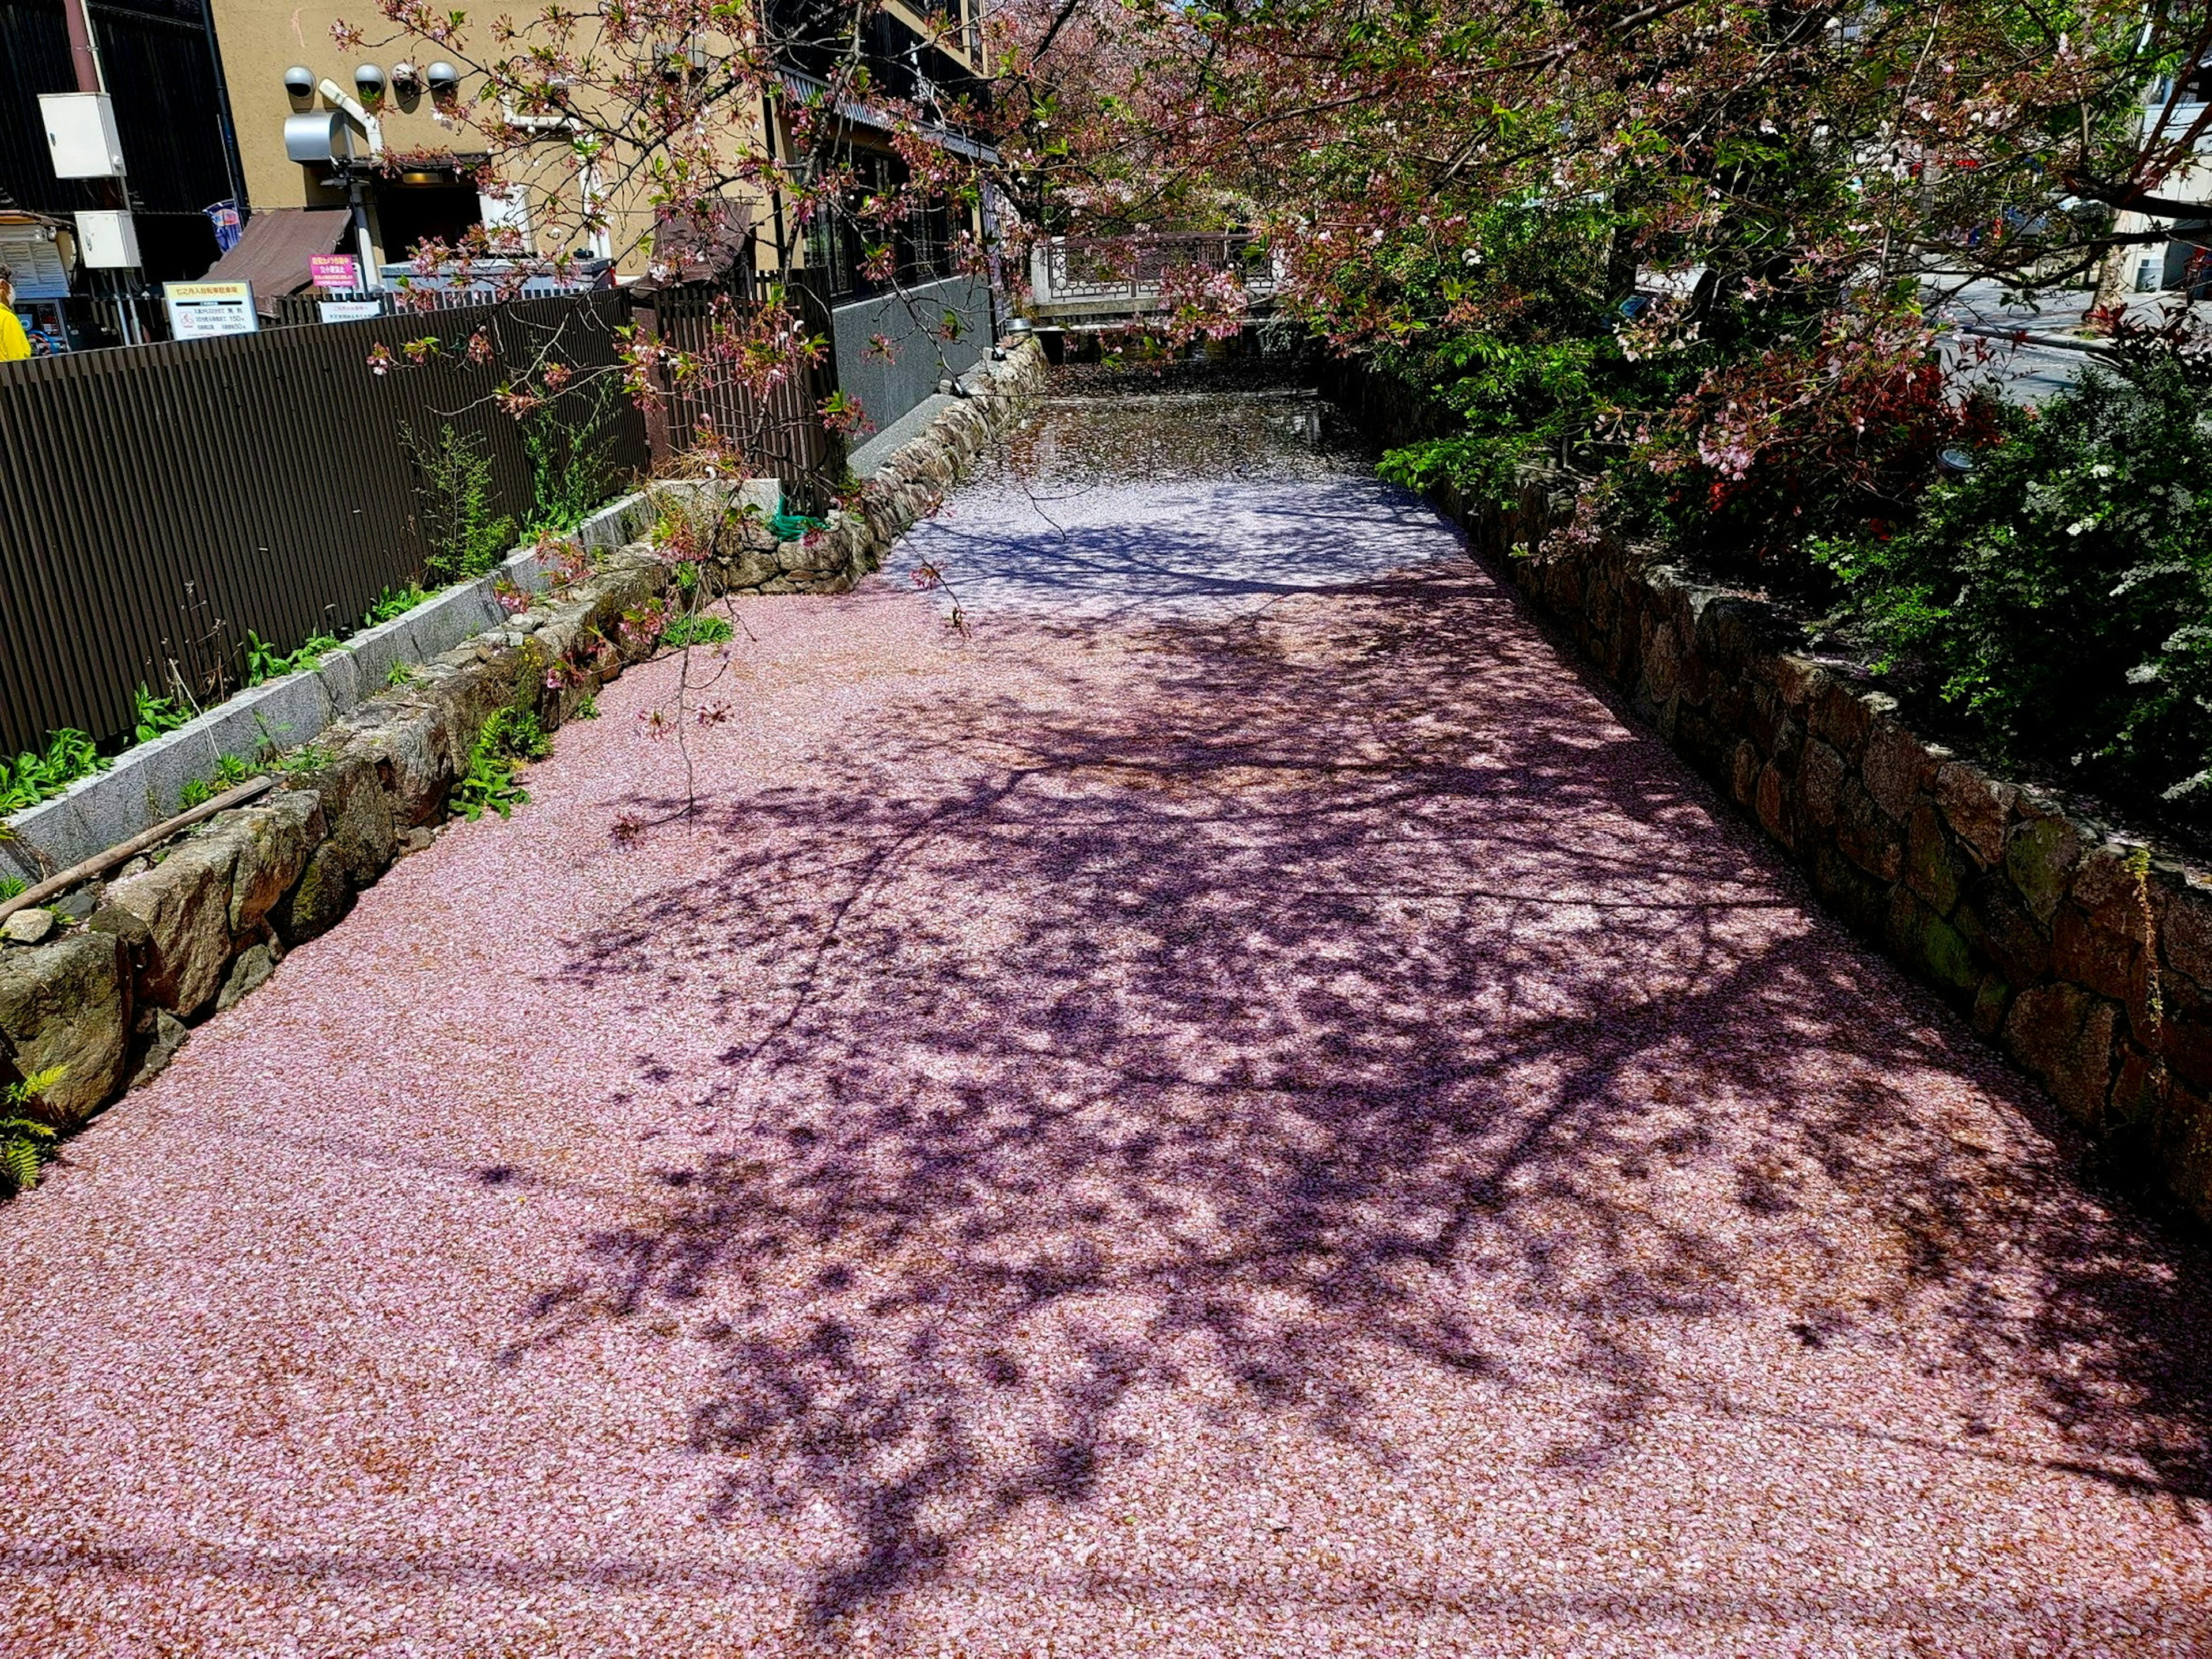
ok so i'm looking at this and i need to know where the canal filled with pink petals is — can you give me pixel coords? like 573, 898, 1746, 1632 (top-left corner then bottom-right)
3, 389, 2207, 1655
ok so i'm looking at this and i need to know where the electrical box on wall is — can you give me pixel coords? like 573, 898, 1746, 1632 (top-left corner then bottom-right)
74, 210, 140, 269
39, 93, 126, 179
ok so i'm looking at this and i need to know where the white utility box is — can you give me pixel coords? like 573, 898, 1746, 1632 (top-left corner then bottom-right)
74, 210, 141, 270
39, 93, 126, 179
477, 184, 534, 252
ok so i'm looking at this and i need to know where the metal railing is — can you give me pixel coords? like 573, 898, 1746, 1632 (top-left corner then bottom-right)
1029, 234, 1280, 309
267, 268, 618, 329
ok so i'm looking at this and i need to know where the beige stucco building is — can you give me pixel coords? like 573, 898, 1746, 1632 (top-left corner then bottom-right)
199, 0, 991, 304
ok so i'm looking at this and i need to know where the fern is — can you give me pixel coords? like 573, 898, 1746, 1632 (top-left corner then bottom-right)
452, 708, 547, 822
490, 707, 552, 761
1, 1066, 66, 1196
1, 1124, 51, 1190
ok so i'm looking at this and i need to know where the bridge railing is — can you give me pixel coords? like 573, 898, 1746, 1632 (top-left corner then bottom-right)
1029, 234, 1280, 310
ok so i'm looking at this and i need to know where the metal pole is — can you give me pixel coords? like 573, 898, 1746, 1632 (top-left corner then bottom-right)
197, 0, 251, 217
62, 0, 101, 93
346, 175, 378, 291
63, 0, 141, 342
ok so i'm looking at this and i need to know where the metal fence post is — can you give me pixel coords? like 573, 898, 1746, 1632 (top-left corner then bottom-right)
629, 287, 674, 468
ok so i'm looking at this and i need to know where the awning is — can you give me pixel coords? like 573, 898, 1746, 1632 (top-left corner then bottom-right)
204, 208, 352, 312
638, 200, 757, 289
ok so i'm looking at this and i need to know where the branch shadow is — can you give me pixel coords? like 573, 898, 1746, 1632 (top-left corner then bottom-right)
520, 560, 2212, 1637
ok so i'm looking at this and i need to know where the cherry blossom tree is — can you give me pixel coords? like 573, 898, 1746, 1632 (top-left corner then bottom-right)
987, 0, 2212, 554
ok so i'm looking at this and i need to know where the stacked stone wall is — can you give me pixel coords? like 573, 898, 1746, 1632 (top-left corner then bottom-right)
1321, 357, 2212, 1224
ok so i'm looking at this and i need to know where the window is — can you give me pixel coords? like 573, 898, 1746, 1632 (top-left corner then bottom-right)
801, 148, 959, 295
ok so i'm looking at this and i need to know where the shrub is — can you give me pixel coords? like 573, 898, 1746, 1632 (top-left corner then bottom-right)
522, 379, 625, 533
1816, 328, 2212, 816
1378, 336, 1607, 508
406, 422, 517, 583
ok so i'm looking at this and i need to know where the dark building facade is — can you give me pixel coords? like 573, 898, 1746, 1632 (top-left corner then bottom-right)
0, 0, 246, 342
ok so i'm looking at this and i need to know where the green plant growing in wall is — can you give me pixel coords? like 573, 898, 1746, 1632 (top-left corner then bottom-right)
662, 612, 735, 648
1, 1067, 65, 1195
453, 707, 550, 822
1, 730, 106, 815
521, 377, 624, 533
178, 779, 214, 810
364, 584, 429, 627
133, 685, 194, 744
406, 421, 517, 584
242, 631, 342, 687
267, 742, 334, 778
501, 707, 553, 761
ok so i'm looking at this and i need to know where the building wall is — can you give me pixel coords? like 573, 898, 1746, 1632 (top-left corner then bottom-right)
0, 0, 239, 282
204, 0, 987, 279
831, 272, 990, 434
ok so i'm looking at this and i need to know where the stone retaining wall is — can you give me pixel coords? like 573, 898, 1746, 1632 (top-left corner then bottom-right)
2, 490, 665, 881
1321, 358, 2212, 1224
0, 340, 1048, 1135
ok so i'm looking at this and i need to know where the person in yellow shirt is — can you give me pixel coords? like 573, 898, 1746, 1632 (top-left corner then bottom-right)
0, 270, 33, 362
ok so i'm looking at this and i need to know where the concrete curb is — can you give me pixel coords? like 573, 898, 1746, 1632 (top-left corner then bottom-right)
3, 488, 665, 880
0, 337, 1050, 1138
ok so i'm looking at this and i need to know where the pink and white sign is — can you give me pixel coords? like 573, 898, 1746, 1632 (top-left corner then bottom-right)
309, 254, 361, 291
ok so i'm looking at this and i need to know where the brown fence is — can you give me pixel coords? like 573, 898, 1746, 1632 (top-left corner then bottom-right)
0, 277, 846, 758
637, 268, 845, 513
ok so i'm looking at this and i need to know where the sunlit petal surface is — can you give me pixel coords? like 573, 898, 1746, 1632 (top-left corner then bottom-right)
3, 374, 2206, 1656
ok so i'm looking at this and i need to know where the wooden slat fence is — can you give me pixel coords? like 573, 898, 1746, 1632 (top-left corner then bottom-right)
0, 277, 846, 757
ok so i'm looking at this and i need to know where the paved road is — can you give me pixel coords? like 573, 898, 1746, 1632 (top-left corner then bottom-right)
2, 389, 2207, 1656
1934, 278, 2212, 405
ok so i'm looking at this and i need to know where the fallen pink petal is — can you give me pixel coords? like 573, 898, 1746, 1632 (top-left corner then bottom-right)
1, 388, 2205, 1656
